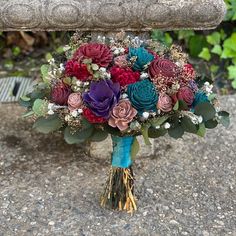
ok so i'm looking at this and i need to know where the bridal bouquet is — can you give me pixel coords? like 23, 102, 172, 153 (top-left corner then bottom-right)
20, 32, 229, 213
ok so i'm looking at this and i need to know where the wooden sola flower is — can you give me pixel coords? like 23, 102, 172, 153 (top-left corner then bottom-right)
20, 33, 230, 214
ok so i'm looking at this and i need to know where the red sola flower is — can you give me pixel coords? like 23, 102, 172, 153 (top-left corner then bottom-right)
83, 108, 107, 124
73, 43, 113, 67
110, 66, 140, 87
65, 60, 91, 81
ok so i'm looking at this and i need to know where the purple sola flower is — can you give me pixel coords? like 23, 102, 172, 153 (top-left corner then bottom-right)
83, 79, 120, 119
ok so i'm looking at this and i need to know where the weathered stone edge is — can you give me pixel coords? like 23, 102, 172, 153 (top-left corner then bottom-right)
0, 0, 227, 31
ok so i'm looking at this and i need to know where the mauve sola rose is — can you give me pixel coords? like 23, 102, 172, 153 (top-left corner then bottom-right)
108, 100, 137, 131
172, 86, 194, 106
157, 93, 173, 112
114, 55, 128, 68
149, 58, 179, 79
51, 82, 72, 105
68, 93, 83, 111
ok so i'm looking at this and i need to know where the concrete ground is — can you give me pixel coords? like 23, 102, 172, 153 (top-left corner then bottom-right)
0, 95, 235, 236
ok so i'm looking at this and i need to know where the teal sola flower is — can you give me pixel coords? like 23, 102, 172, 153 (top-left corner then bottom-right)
127, 47, 154, 71
127, 79, 158, 114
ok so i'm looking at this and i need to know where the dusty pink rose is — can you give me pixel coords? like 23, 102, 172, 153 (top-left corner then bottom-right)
68, 93, 83, 111
114, 55, 128, 68
157, 93, 173, 112
108, 100, 137, 131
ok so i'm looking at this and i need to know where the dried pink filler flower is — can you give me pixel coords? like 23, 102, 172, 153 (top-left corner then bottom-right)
68, 93, 83, 111
157, 93, 173, 112
108, 100, 137, 131
114, 55, 128, 68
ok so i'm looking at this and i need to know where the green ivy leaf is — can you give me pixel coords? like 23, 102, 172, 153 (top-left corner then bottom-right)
199, 48, 211, 61
194, 102, 216, 121
211, 45, 222, 55
207, 32, 221, 45
131, 137, 140, 160
228, 65, 236, 80
32, 99, 48, 116
33, 114, 63, 134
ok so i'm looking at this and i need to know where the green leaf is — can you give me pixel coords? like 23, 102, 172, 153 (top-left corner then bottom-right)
197, 123, 206, 137
41, 64, 50, 82
22, 110, 34, 118
179, 100, 188, 111
218, 111, 230, 128
20, 95, 31, 102
150, 115, 170, 127
211, 45, 222, 55
148, 127, 167, 138
141, 124, 151, 145
228, 65, 236, 80
208, 93, 217, 101
199, 48, 211, 61
181, 116, 197, 133
168, 124, 184, 139
45, 53, 52, 61
89, 129, 108, 142
173, 100, 179, 111
32, 99, 48, 116
210, 65, 219, 73
91, 64, 99, 71
205, 119, 218, 129
207, 32, 221, 45
131, 137, 140, 160
188, 35, 208, 58
64, 126, 94, 144
33, 114, 63, 134
194, 102, 216, 121
232, 80, 236, 89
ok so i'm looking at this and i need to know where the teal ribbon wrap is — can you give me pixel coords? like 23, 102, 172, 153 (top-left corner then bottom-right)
111, 135, 134, 168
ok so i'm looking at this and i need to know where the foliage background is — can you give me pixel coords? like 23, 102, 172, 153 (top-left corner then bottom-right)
0, 0, 235, 94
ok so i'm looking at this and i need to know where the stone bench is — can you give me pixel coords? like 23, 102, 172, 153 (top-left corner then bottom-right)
0, 0, 226, 31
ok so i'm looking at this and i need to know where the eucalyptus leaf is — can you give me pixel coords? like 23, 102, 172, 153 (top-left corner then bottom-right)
64, 126, 94, 144
205, 119, 218, 129
22, 110, 34, 118
148, 127, 167, 138
33, 114, 63, 134
141, 124, 151, 145
197, 123, 206, 137
20, 95, 31, 102
131, 137, 140, 160
89, 129, 108, 142
32, 99, 48, 116
194, 102, 216, 121
181, 116, 197, 133
168, 124, 184, 139
150, 115, 170, 127
173, 101, 179, 111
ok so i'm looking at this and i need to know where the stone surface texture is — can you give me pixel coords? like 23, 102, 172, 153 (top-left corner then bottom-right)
0, 0, 226, 31
0, 95, 235, 235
